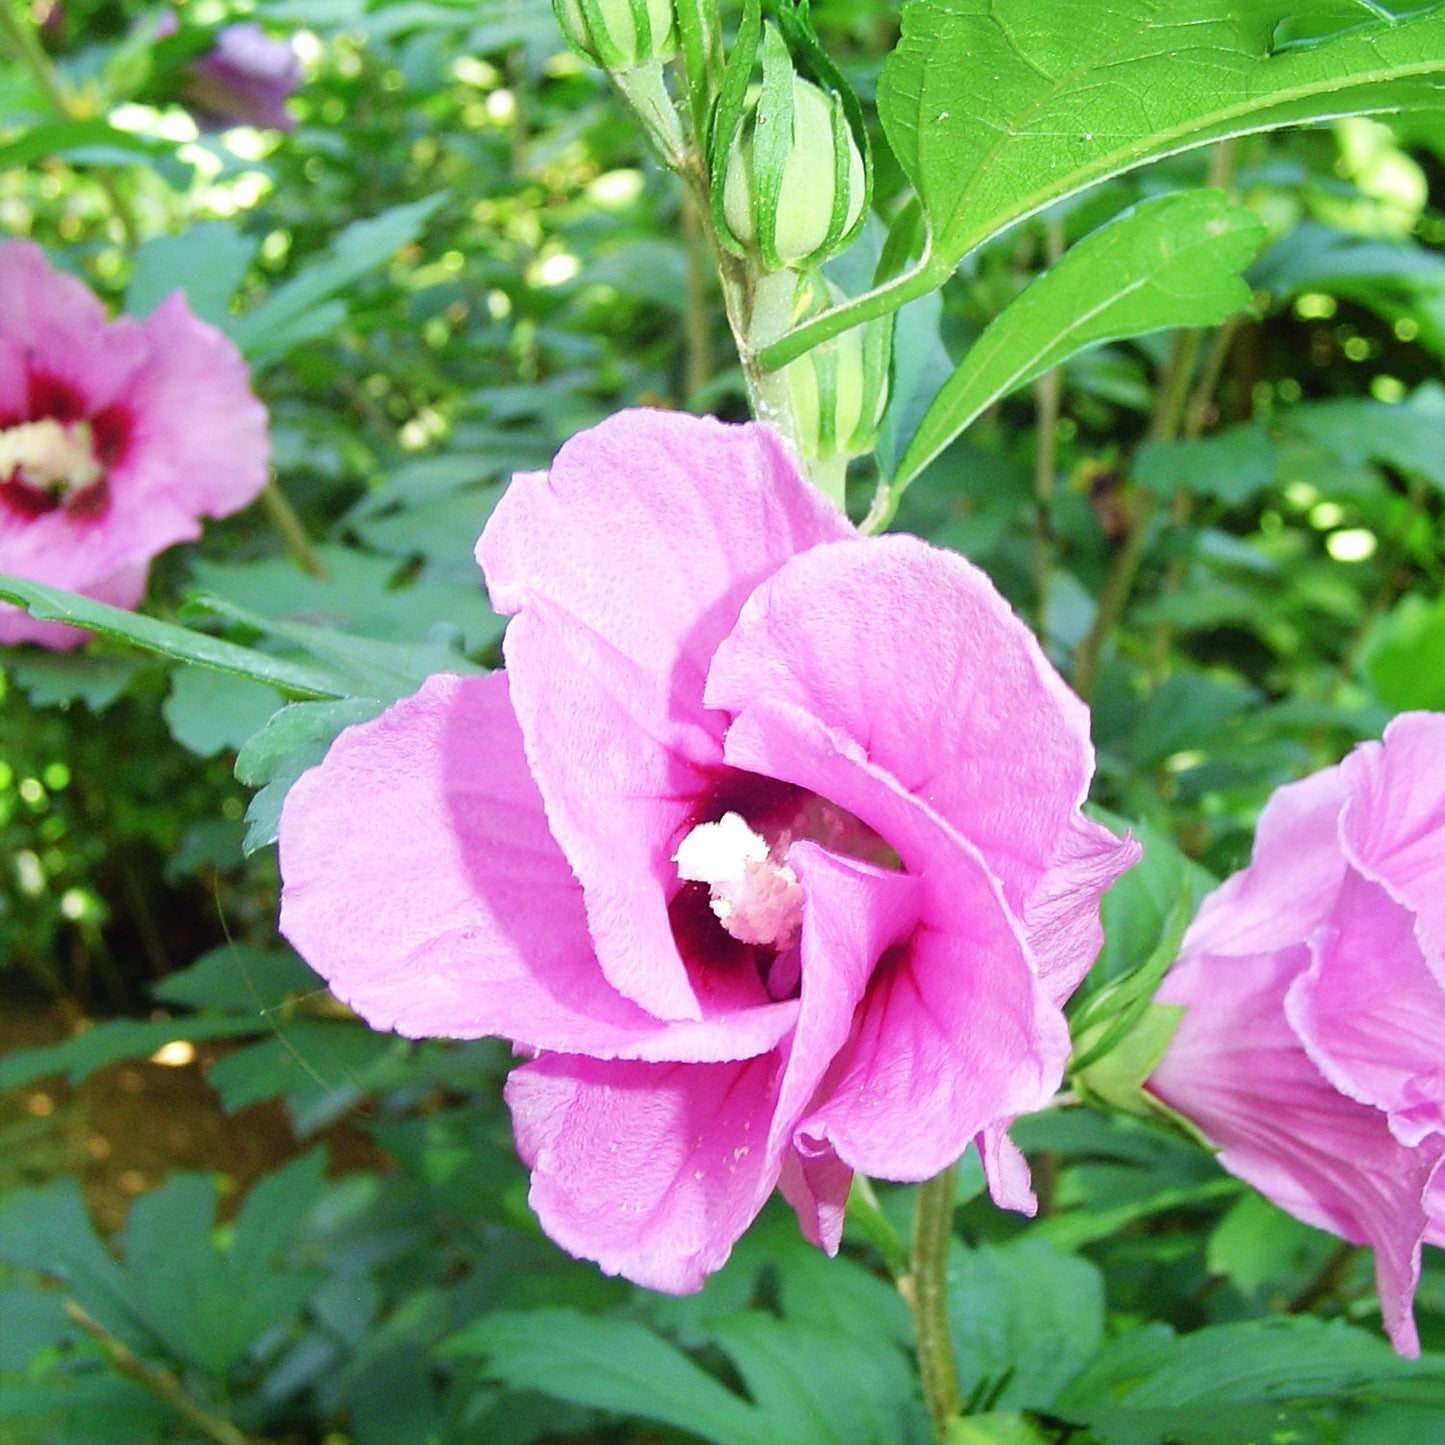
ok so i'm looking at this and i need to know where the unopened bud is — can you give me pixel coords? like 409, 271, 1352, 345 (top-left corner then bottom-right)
783, 299, 892, 462
718, 33, 866, 271
553, 0, 676, 72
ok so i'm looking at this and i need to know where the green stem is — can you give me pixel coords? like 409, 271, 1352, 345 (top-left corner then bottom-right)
260, 479, 328, 580
904, 1165, 962, 1440
64, 1302, 258, 1445
681, 186, 712, 403
1032, 219, 1066, 638
1070, 329, 1200, 701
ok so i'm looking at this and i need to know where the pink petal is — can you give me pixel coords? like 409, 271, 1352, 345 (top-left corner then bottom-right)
978, 1126, 1037, 1216
718, 699, 1069, 1180
1151, 948, 1437, 1356
278, 672, 794, 1061
778, 1143, 853, 1253
1338, 710, 1445, 981
129, 292, 269, 516
704, 534, 1132, 1002
500, 601, 732, 1022
506, 1053, 783, 1293
1183, 764, 1350, 959
478, 409, 852, 698
1288, 870, 1445, 1148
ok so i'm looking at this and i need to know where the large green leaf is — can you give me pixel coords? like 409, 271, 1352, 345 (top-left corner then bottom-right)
762, 0, 1445, 367
882, 0, 1445, 275
447, 1307, 770, 1445
892, 191, 1265, 495
1054, 1317, 1445, 1444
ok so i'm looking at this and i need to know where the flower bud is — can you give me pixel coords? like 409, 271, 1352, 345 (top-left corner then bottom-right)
552, 0, 676, 72
719, 39, 866, 271
782, 300, 892, 461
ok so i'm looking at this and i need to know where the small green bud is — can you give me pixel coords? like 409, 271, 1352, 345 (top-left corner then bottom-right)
782, 294, 892, 462
552, 0, 676, 72
718, 32, 866, 271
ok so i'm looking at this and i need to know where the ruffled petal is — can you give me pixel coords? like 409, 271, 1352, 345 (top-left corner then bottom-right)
704, 534, 1131, 1000
1183, 764, 1350, 959
279, 673, 794, 1060
129, 293, 270, 515
1151, 948, 1437, 1356
1338, 710, 1445, 981
1288, 871, 1445, 1148
478, 409, 852, 699
719, 699, 1069, 1181
506, 1052, 783, 1293
501, 601, 733, 1022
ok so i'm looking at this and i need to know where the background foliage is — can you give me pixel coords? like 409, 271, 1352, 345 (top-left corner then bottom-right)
3, 1, 1445, 1441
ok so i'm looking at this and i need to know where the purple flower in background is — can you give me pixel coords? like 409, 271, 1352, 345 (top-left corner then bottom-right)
279, 409, 1137, 1291
1149, 711, 1445, 1356
0, 241, 269, 651
182, 22, 301, 132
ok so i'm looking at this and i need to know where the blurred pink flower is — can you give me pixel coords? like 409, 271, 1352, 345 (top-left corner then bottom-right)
1149, 711, 1445, 1356
0, 240, 268, 650
183, 22, 302, 133
279, 409, 1136, 1291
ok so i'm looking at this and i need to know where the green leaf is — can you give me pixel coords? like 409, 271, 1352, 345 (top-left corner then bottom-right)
1054, 1318, 1445, 1444
4, 651, 148, 711
878, 0, 1445, 277
230, 195, 446, 364
0, 572, 349, 700
162, 667, 284, 758
1363, 588, 1445, 710
709, 1313, 924, 1445
0, 1015, 271, 1093
1136, 423, 1279, 505
126, 221, 259, 328
152, 943, 324, 1014
446, 1307, 769, 1445
0, 1180, 154, 1351
893, 192, 1265, 494
0, 119, 175, 170
946, 1238, 1106, 1412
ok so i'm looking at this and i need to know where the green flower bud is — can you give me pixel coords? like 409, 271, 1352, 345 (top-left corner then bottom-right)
552, 0, 676, 72
718, 29, 866, 271
782, 296, 893, 462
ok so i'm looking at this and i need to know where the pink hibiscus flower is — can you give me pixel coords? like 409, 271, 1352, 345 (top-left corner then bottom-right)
1149, 711, 1445, 1356
278, 409, 1137, 1291
0, 240, 269, 651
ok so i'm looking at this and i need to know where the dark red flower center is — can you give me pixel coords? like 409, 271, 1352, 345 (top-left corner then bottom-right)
0, 371, 129, 520
670, 772, 895, 1002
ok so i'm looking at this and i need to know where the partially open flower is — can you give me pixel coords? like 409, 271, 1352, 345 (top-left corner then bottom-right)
1148, 711, 1445, 1356
279, 409, 1136, 1291
0, 241, 269, 650
182, 22, 302, 132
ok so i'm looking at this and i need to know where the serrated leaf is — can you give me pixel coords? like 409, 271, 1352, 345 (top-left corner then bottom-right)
1054, 1317, 1445, 1445
710, 1313, 924, 1445
231, 195, 446, 364
946, 1238, 1106, 1412
445, 1307, 769, 1445
125, 221, 258, 327
4, 651, 148, 711
1136, 423, 1279, 505
894, 192, 1265, 493
878, 0, 1445, 277
0, 572, 348, 699
162, 667, 283, 758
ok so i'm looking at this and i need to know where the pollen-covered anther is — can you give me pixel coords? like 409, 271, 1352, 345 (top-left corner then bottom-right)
0, 418, 103, 499
673, 810, 805, 949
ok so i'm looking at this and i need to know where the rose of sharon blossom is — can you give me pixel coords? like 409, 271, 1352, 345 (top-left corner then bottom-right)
0, 241, 268, 651
1148, 711, 1445, 1355
183, 23, 302, 133
279, 409, 1137, 1291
